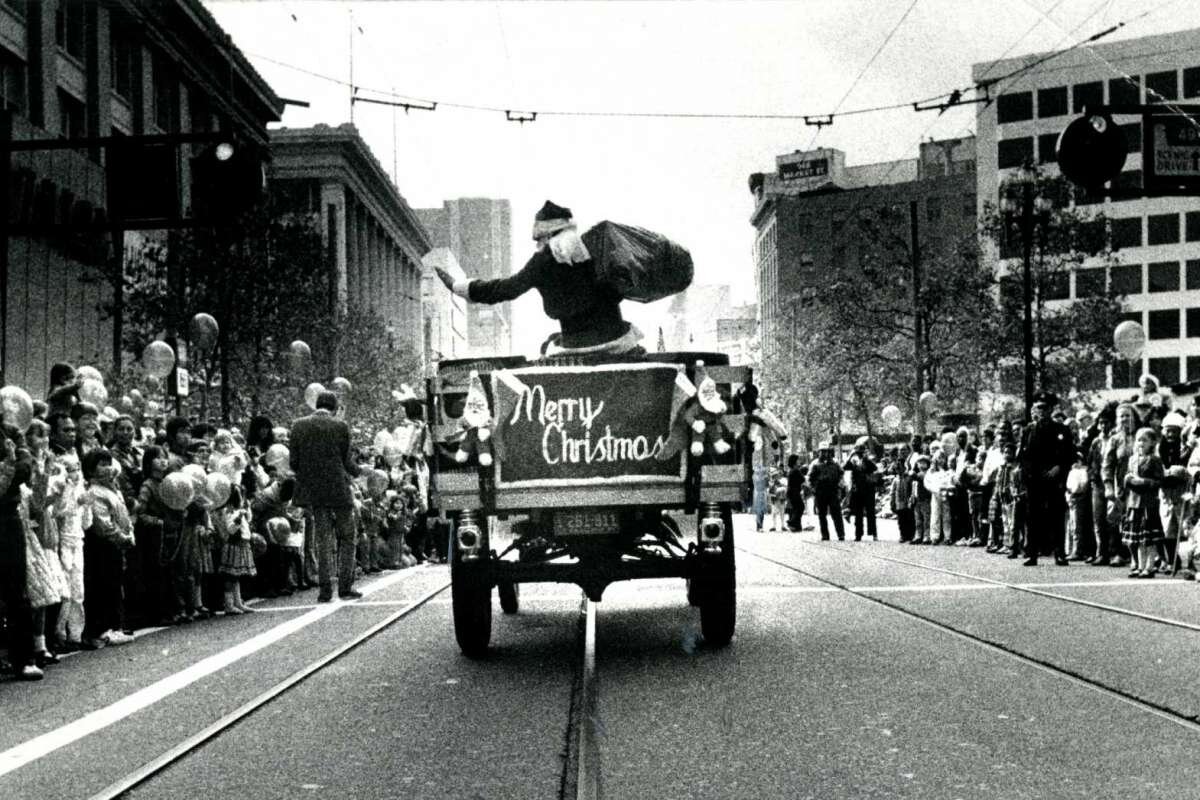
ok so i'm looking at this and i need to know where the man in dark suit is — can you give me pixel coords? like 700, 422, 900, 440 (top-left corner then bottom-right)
1020, 391, 1075, 567
290, 391, 361, 602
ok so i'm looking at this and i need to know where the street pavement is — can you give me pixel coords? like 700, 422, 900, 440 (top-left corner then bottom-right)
4, 512, 1200, 799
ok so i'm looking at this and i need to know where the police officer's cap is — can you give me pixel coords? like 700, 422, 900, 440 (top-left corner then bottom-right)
1032, 391, 1059, 408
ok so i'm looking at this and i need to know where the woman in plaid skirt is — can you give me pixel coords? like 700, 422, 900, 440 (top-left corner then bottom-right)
1122, 427, 1164, 579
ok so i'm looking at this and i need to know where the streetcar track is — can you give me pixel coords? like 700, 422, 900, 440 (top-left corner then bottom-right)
85, 580, 451, 800
560, 596, 602, 800
737, 545, 1200, 734
810, 539, 1200, 633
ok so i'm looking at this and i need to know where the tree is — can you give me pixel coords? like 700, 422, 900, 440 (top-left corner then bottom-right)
980, 172, 1127, 403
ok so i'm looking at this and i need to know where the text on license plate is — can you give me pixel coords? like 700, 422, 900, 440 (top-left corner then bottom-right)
555, 510, 620, 536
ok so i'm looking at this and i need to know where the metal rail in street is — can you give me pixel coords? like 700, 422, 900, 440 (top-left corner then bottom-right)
86, 581, 451, 800
739, 546, 1200, 736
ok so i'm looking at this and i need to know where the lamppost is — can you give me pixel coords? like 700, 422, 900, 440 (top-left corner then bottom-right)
1000, 165, 1053, 423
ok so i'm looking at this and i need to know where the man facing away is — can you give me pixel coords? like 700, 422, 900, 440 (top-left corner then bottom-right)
289, 391, 362, 602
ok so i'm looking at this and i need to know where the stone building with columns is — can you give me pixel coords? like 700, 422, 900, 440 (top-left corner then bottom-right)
268, 123, 431, 365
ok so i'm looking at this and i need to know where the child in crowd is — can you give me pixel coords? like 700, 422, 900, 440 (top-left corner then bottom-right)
214, 486, 256, 615
768, 464, 788, 533
82, 449, 136, 647
136, 445, 188, 625
925, 447, 952, 545
995, 441, 1024, 559
910, 454, 932, 545
890, 460, 916, 542
1066, 453, 1092, 561
51, 453, 90, 650
1122, 427, 1165, 579
250, 464, 294, 595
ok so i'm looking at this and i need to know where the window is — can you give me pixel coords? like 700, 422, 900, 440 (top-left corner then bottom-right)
1075, 267, 1105, 298
1189, 356, 1200, 380
1041, 271, 1069, 301
997, 91, 1033, 123
1112, 358, 1140, 389
1186, 66, 1200, 99
110, 22, 135, 101
1145, 70, 1179, 102
1037, 132, 1060, 164
1110, 217, 1143, 250
1189, 259, 1200, 290
1189, 308, 1200, 338
1122, 122, 1142, 154
0, 47, 25, 115
1149, 357, 1180, 386
1115, 169, 1143, 197
1073, 80, 1103, 113
1188, 212, 1200, 242
55, 0, 85, 60
1149, 261, 1180, 292
1076, 362, 1108, 391
1148, 213, 1180, 245
57, 89, 85, 139
152, 53, 177, 132
1149, 309, 1180, 339
1109, 75, 1140, 106
1110, 264, 1142, 294
998, 137, 1034, 169
926, 196, 941, 223
1037, 86, 1068, 118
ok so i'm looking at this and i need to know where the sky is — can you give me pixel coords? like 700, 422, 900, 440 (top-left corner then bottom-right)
205, 0, 1200, 358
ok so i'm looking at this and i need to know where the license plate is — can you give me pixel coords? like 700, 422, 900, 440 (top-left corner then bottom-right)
555, 510, 620, 536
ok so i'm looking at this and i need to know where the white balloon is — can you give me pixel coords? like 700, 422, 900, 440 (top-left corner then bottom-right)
1114, 320, 1146, 362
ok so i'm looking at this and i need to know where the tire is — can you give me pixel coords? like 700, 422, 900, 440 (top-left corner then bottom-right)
451, 518, 492, 659
697, 505, 736, 647
498, 581, 520, 614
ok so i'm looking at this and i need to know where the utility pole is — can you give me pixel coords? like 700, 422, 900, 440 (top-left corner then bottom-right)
909, 200, 924, 436
1020, 180, 1036, 423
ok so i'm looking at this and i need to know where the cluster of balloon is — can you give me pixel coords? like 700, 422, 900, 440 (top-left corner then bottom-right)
1113, 320, 1146, 362
204, 471, 232, 508
189, 313, 220, 353
160, 472, 195, 511
331, 376, 352, 394
881, 404, 903, 432
143, 340, 176, 379
304, 382, 326, 410
0, 385, 34, 432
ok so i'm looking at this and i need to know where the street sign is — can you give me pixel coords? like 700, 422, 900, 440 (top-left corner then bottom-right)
1145, 113, 1200, 194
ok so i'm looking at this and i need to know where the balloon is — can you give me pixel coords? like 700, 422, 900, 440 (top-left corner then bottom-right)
1113, 320, 1146, 362
216, 453, 244, 481
304, 382, 326, 410
182, 464, 207, 494
189, 313, 220, 352
919, 391, 938, 413
102, 405, 120, 421
79, 378, 108, 407
264, 443, 290, 470
881, 404, 903, 431
373, 429, 394, 451
161, 472, 196, 511
129, 389, 144, 406
250, 532, 268, 557
331, 377, 352, 394
76, 366, 103, 383
143, 341, 176, 378
145, 399, 162, 417
204, 471, 232, 508
119, 394, 135, 411
0, 385, 34, 432
289, 340, 311, 359
267, 517, 292, 546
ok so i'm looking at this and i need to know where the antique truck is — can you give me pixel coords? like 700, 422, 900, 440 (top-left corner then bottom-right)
428, 351, 756, 658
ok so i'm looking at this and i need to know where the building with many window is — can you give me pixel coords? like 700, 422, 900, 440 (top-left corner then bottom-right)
974, 27, 1200, 397
415, 198, 513, 356
420, 247, 469, 372
269, 124, 431, 365
1, 0, 282, 389
748, 137, 977, 364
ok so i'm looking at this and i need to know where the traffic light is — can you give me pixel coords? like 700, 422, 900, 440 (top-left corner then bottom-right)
189, 141, 268, 224
1056, 113, 1127, 190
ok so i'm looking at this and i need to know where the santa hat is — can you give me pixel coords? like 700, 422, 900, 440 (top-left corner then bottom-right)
532, 200, 574, 240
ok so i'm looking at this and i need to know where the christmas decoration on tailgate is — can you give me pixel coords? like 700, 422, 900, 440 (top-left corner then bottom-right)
581, 221, 694, 303
449, 371, 495, 467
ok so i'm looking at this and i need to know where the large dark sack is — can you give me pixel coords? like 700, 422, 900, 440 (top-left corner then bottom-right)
581, 221, 694, 303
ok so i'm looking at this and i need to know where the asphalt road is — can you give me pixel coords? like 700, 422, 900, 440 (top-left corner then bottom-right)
5, 513, 1200, 799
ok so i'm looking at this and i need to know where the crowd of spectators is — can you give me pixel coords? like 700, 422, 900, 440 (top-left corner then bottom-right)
1, 363, 438, 681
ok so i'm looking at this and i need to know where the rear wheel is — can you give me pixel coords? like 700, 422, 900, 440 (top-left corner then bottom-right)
498, 581, 520, 614
697, 505, 736, 647
451, 515, 492, 659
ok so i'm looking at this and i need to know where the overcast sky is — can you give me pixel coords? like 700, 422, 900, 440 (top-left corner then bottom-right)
206, 0, 1200, 357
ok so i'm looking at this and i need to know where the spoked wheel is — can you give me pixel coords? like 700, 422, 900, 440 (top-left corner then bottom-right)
696, 505, 736, 648
451, 516, 492, 659
498, 581, 520, 614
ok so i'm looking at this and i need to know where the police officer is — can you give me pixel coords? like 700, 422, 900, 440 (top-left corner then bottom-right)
807, 443, 845, 541
1020, 391, 1075, 567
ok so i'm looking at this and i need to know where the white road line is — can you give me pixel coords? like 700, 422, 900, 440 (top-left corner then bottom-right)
0, 568, 423, 778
